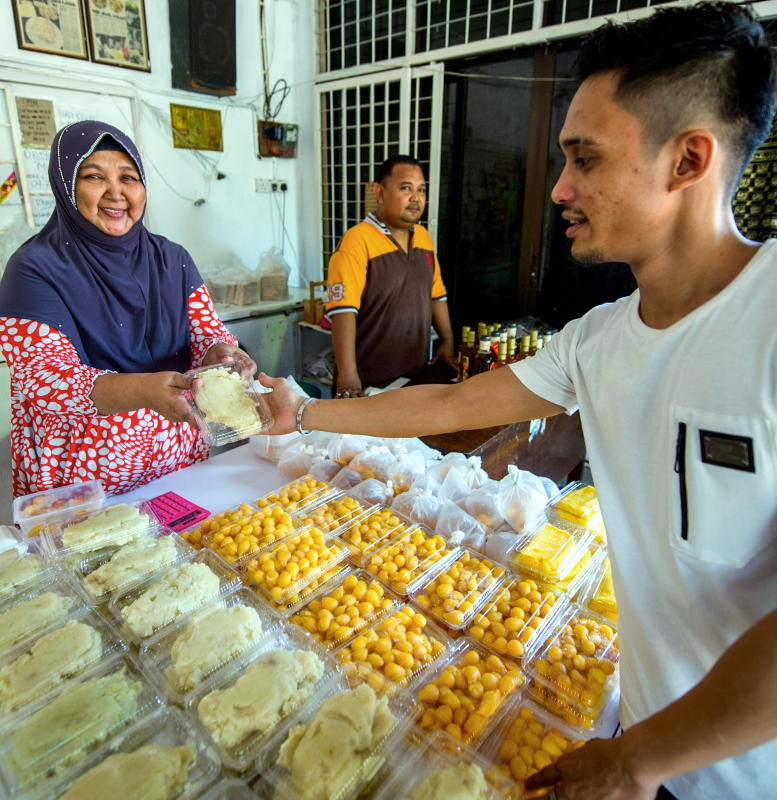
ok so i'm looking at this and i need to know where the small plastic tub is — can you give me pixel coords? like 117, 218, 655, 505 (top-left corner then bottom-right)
365, 525, 461, 596
240, 524, 350, 607
257, 475, 338, 513
291, 491, 370, 534
186, 363, 273, 446
525, 602, 619, 732
187, 624, 337, 773
576, 554, 618, 623
0, 545, 49, 602
71, 531, 195, 603
334, 603, 452, 697
372, 729, 516, 800
141, 586, 282, 704
40, 499, 162, 567
288, 568, 400, 650
257, 672, 413, 800
49, 706, 220, 800
336, 505, 415, 565
467, 575, 565, 663
546, 481, 606, 543
0, 652, 164, 799
109, 549, 241, 646
13, 480, 105, 537
410, 547, 508, 631
0, 606, 127, 720
481, 692, 591, 788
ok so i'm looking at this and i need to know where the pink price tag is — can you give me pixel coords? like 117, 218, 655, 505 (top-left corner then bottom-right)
147, 491, 211, 532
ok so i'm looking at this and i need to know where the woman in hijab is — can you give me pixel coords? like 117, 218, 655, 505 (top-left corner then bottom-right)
0, 120, 256, 497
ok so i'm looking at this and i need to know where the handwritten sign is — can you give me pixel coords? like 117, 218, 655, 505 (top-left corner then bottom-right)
30, 195, 55, 227
16, 98, 56, 149
22, 150, 50, 195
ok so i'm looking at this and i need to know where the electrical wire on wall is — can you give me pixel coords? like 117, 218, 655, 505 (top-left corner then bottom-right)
258, 0, 291, 121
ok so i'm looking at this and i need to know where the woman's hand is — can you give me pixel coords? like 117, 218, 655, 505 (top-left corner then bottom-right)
257, 373, 305, 434
203, 342, 257, 379
140, 372, 199, 424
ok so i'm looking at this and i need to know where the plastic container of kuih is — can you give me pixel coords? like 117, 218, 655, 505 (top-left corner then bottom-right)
336, 505, 414, 565
257, 475, 337, 513
13, 479, 105, 537
372, 729, 516, 800
525, 602, 619, 731
546, 482, 606, 543
0, 605, 128, 720
0, 652, 164, 800
334, 604, 452, 698
410, 548, 508, 630
413, 637, 525, 747
48, 706, 220, 800
187, 623, 337, 773
196, 777, 257, 800
109, 549, 241, 646
292, 492, 370, 534
0, 571, 91, 655
576, 554, 617, 623
509, 519, 593, 589
467, 575, 565, 664
141, 585, 282, 704
261, 560, 354, 617
195, 503, 298, 566
40, 499, 162, 567
240, 524, 349, 606
185, 363, 273, 445
0, 544, 50, 602
538, 541, 602, 597
481, 692, 589, 789
257, 671, 413, 800
288, 569, 400, 650
71, 530, 195, 603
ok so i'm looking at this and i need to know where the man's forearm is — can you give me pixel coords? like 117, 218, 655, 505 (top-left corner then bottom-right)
622, 608, 777, 785
330, 312, 360, 385
432, 299, 454, 347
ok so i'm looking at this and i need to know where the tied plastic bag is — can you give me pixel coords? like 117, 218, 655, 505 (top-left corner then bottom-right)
204, 255, 259, 306
484, 531, 521, 564
435, 500, 487, 541
427, 452, 469, 483
349, 446, 398, 482
348, 478, 394, 507
496, 465, 548, 533
330, 467, 364, 491
257, 246, 290, 300
328, 434, 369, 467
308, 456, 342, 483
461, 456, 489, 490
392, 488, 442, 529
277, 443, 317, 481
539, 477, 560, 500
447, 528, 487, 553
387, 451, 427, 494
458, 489, 505, 533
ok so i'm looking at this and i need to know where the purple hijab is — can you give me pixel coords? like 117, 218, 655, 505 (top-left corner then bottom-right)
0, 120, 202, 373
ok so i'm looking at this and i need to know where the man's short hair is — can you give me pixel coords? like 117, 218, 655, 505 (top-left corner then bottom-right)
578, 1, 777, 190
376, 155, 424, 184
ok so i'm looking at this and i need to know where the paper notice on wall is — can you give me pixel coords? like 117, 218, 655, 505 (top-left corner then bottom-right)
55, 105, 95, 130
16, 98, 57, 149
30, 195, 55, 227
22, 150, 50, 194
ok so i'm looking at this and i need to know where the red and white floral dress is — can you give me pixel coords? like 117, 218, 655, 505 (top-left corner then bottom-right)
0, 284, 238, 498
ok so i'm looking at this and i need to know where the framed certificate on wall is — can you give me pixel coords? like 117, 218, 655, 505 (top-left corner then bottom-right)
12, 0, 89, 60
85, 0, 150, 71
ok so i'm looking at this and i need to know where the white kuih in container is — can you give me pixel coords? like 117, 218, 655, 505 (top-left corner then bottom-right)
13, 479, 105, 538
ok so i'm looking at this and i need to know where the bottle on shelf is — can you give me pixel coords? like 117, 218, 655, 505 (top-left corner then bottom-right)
518, 334, 531, 361
458, 329, 476, 382
497, 340, 508, 367
470, 338, 495, 376
529, 329, 539, 357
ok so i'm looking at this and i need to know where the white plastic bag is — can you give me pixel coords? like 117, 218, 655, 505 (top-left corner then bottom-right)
447, 528, 487, 553
539, 477, 560, 500
458, 489, 504, 533
435, 500, 486, 541
387, 451, 427, 494
257, 246, 291, 300
251, 430, 301, 462
327, 434, 369, 466
427, 452, 469, 483
484, 531, 521, 563
461, 456, 489, 490
348, 478, 394, 507
349, 446, 397, 482
330, 467, 364, 491
438, 467, 472, 503
392, 488, 442, 529
496, 465, 548, 533
308, 457, 342, 483
277, 443, 317, 481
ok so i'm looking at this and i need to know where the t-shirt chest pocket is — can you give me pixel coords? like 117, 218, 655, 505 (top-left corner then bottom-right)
671, 405, 777, 568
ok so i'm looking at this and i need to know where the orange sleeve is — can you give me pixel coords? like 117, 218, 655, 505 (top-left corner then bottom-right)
431, 252, 447, 300
325, 228, 368, 316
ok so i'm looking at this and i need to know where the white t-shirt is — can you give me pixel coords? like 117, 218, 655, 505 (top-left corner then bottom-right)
511, 240, 777, 799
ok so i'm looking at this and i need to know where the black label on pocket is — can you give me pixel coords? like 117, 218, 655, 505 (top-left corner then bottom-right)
699, 430, 755, 472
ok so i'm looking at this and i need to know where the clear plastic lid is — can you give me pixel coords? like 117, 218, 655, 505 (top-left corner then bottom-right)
526, 602, 619, 731
49, 707, 220, 800
0, 571, 90, 655
334, 604, 452, 697
263, 561, 354, 617
195, 777, 257, 799
546, 482, 606, 544
371, 729, 516, 800
141, 585, 282, 703
468, 575, 565, 664
257, 475, 338, 513
288, 569, 400, 650
240, 524, 349, 606
13, 480, 105, 537
410, 547, 508, 631
0, 652, 164, 798
185, 364, 274, 445
534, 542, 602, 597
194, 503, 299, 566
336, 505, 414, 565
40, 499, 162, 566
481, 692, 590, 789
365, 525, 461, 596
0, 606, 128, 720
413, 638, 525, 747
291, 492, 370, 534
575, 554, 617, 623
509, 519, 594, 585
72, 531, 195, 602
179, 500, 265, 550
110, 549, 242, 645
0, 546, 49, 602
188, 624, 337, 773
258, 675, 413, 800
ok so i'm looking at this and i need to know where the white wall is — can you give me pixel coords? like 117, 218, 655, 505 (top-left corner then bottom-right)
0, 0, 319, 288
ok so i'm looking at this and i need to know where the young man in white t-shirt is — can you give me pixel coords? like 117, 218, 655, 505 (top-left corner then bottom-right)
261, 3, 777, 798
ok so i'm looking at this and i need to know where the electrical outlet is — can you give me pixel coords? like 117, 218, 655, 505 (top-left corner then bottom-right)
255, 178, 273, 193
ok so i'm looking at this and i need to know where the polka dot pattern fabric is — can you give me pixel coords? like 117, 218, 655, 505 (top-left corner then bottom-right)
0, 284, 239, 498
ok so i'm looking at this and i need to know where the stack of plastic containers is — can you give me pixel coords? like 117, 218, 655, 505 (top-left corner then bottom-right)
12, 480, 105, 538
546, 481, 606, 544
576, 555, 618, 623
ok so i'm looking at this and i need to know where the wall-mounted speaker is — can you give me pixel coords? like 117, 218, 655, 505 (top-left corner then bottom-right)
169, 0, 237, 96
